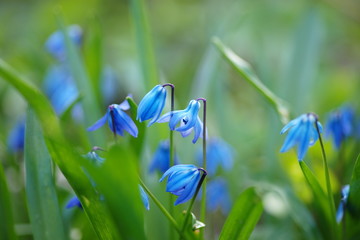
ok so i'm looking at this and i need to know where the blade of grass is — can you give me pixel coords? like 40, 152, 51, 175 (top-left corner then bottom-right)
25, 108, 67, 240
0, 162, 17, 240
130, 0, 158, 90
57, 14, 106, 147
346, 155, 360, 238
219, 187, 263, 240
212, 37, 289, 124
0, 59, 119, 240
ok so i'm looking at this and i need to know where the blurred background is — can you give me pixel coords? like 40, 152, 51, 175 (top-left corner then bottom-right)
0, 0, 359, 239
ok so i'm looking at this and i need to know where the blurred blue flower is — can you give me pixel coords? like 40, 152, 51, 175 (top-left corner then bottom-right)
45, 25, 83, 61
137, 85, 167, 127
149, 140, 179, 174
158, 100, 204, 143
336, 184, 350, 223
84, 149, 105, 166
280, 113, 322, 161
139, 185, 150, 210
7, 119, 25, 153
160, 164, 203, 205
325, 106, 354, 149
87, 98, 138, 137
197, 137, 234, 176
206, 178, 232, 214
66, 196, 82, 209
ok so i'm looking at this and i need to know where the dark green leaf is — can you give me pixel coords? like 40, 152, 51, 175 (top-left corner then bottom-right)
219, 187, 263, 240
25, 108, 67, 240
346, 154, 360, 238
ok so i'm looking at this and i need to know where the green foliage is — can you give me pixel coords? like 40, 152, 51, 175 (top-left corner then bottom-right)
346, 155, 360, 238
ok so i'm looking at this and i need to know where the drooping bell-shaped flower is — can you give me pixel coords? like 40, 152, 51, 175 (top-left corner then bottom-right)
325, 106, 354, 149
87, 98, 138, 137
158, 100, 204, 143
280, 113, 322, 161
45, 25, 83, 61
206, 178, 232, 214
336, 185, 350, 223
137, 85, 167, 127
149, 140, 180, 174
197, 137, 234, 176
66, 196, 82, 209
160, 164, 203, 205
139, 185, 150, 210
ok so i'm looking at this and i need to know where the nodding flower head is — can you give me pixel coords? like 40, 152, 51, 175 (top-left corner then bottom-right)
139, 185, 150, 211
137, 85, 167, 126
66, 196, 82, 209
336, 185, 350, 223
158, 100, 204, 143
280, 113, 322, 161
45, 25, 83, 61
87, 98, 138, 137
325, 105, 354, 149
160, 164, 205, 205
149, 140, 180, 174
206, 178, 232, 214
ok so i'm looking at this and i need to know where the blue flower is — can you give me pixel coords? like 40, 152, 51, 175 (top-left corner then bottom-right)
45, 25, 83, 61
206, 178, 232, 214
7, 119, 25, 153
158, 100, 204, 143
66, 196, 82, 209
160, 164, 203, 205
149, 140, 180, 174
87, 98, 138, 137
139, 185, 150, 210
197, 138, 234, 176
137, 85, 167, 127
336, 185, 350, 223
325, 106, 354, 149
84, 149, 105, 166
280, 113, 322, 161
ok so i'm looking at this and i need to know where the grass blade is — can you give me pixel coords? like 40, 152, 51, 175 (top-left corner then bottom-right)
346, 155, 360, 238
0, 161, 17, 240
212, 37, 289, 124
219, 187, 263, 240
25, 108, 67, 240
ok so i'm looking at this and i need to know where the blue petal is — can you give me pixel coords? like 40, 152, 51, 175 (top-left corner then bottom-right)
157, 112, 173, 123
160, 164, 197, 182
192, 116, 203, 144
280, 123, 303, 153
114, 106, 138, 137
139, 185, 150, 210
87, 113, 108, 131
174, 173, 201, 205
280, 117, 301, 134
336, 200, 345, 223
118, 97, 131, 111
66, 196, 82, 209
166, 170, 197, 192
297, 120, 312, 160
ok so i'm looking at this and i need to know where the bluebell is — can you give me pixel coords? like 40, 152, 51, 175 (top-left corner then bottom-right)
325, 106, 354, 149
45, 25, 83, 61
206, 178, 232, 214
160, 164, 202, 205
87, 98, 138, 137
158, 100, 204, 143
66, 196, 82, 209
197, 138, 234, 176
280, 113, 322, 161
139, 185, 150, 210
336, 185, 350, 223
149, 140, 179, 174
7, 119, 25, 153
137, 85, 167, 126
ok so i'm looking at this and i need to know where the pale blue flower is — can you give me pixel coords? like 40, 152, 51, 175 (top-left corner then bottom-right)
160, 164, 203, 205
87, 98, 138, 137
139, 185, 150, 210
137, 85, 167, 126
336, 185, 350, 223
325, 106, 354, 149
149, 140, 180, 174
45, 25, 83, 61
158, 100, 204, 143
280, 113, 322, 161
197, 138, 234, 176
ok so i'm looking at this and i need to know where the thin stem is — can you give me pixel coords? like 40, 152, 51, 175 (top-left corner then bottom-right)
180, 169, 207, 239
138, 178, 186, 239
163, 83, 175, 240
196, 98, 207, 239
314, 119, 338, 239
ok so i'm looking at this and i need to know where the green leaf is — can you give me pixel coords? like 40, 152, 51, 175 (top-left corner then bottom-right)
346, 154, 360, 238
25, 108, 67, 240
130, 0, 158, 90
0, 59, 118, 240
0, 162, 17, 240
81, 145, 146, 240
212, 37, 289, 124
219, 187, 263, 240
57, 15, 106, 147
